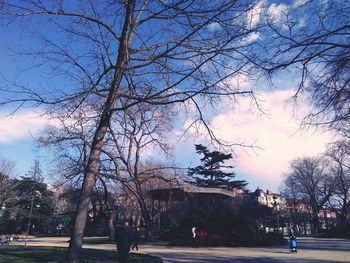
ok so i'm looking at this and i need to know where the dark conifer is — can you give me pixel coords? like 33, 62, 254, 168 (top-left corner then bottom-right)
188, 144, 247, 190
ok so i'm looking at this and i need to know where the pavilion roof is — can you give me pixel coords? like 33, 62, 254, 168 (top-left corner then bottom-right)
149, 185, 236, 201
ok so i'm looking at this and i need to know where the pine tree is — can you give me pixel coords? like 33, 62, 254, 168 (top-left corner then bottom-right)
188, 144, 247, 190
25, 160, 44, 183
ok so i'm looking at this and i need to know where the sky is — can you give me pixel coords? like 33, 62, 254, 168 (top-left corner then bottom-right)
169, 89, 333, 192
0, 88, 333, 192
0, 0, 335, 192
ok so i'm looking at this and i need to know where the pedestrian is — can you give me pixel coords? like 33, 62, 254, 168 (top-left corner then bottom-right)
131, 227, 141, 251
288, 224, 295, 239
191, 226, 198, 248
0, 234, 9, 245
115, 220, 133, 263
288, 224, 297, 253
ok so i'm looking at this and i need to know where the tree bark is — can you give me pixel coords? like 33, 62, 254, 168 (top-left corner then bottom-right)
68, 108, 115, 261
107, 209, 116, 241
139, 198, 154, 240
67, 1, 135, 260
311, 207, 321, 234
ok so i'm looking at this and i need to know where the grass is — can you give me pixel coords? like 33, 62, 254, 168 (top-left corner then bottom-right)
83, 237, 114, 245
0, 246, 163, 263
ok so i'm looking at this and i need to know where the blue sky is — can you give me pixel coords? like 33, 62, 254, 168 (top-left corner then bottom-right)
0, 0, 335, 192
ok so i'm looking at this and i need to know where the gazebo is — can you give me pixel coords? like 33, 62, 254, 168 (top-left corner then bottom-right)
149, 185, 236, 202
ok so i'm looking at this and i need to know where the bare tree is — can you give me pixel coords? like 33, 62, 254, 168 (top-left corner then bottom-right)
282, 156, 334, 233
37, 109, 94, 187
0, 1, 263, 260
38, 111, 122, 238
264, 0, 350, 130
40, 103, 176, 239
0, 156, 17, 210
325, 140, 350, 227
101, 103, 176, 240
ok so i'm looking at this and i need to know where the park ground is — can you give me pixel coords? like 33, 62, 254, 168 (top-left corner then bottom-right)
5, 236, 350, 262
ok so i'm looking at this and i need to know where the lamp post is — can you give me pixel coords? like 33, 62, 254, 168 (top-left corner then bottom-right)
25, 190, 41, 246
0, 203, 5, 217
273, 196, 280, 233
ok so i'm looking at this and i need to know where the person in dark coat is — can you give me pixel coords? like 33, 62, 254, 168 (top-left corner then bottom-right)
131, 227, 141, 251
115, 220, 132, 263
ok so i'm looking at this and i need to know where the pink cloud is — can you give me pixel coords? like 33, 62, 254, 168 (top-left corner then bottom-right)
0, 111, 48, 143
209, 90, 333, 191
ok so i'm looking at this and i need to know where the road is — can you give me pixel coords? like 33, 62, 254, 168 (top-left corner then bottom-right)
12, 237, 350, 262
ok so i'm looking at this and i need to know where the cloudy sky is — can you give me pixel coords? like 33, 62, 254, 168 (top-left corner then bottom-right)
170, 88, 333, 192
0, 0, 334, 192
0, 88, 332, 191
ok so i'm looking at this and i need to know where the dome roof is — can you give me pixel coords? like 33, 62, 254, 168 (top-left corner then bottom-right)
254, 188, 265, 197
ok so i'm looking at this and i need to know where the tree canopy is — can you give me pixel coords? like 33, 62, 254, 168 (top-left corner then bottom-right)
188, 144, 247, 190
282, 156, 333, 233
0, 177, 55, 234
264, 0, 350, 131
0, 1, 263, 260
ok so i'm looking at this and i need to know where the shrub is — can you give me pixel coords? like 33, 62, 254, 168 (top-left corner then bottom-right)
319, 225, 350, 239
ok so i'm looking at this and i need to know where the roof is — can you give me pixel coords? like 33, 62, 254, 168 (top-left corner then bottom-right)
253, 188, 265, 197
149, 185, 236, 201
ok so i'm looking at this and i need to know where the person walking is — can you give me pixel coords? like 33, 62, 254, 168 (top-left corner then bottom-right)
131, 227, 141, 251
191, 226, 198, 248
288, 224, 296, 240
288, 224, 297, 253
115, 220, 133, 263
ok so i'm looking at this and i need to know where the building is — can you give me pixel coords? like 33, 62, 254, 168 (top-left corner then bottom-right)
249, 188, 287, 210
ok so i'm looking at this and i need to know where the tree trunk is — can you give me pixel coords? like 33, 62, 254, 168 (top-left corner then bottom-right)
68, 126, 109, 262
310, 204, 321, 234
107, 210, 116, 241
312, 213, 320, 234
139, 198, 154, 240
67, 1, 135, 260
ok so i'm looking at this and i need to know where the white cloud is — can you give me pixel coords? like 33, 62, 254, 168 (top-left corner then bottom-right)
222, 73, 253, 90
175, 89, 333, 191
207, 22, 221, 31
268, 3, 289, 23
211, 89, 332, 191
0, 111, 49, 143
297, 16, 307, 28
293, 0, 310, 8
241, 32, 261, 45
247, 1, 264, 29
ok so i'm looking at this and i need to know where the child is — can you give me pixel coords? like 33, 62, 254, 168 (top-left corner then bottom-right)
289, 235, 297, 253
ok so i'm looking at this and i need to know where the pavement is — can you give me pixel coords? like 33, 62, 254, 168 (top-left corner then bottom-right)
12, 236, 350, 262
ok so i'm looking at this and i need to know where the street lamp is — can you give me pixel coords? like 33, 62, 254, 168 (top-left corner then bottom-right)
25, 190, 41, 246
0, 203, 5, 217
273, 196, 280, 233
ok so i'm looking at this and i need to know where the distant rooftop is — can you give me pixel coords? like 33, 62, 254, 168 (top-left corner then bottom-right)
149, 185, 236, 201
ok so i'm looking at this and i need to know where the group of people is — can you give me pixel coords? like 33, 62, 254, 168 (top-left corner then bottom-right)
115, 220, 141, 263
192, 225, 298, 253
115, 222, 298, 262
191, 226, 209, 248
0, 234, 12, 245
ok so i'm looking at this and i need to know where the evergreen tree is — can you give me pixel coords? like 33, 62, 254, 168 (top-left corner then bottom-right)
0, 177, 55, 234
0, 157, 17, 213
188, 144, 248, 190
25, 160, 44, 183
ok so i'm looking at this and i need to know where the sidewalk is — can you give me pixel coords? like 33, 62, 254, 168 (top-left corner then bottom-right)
13, 236, 350, 262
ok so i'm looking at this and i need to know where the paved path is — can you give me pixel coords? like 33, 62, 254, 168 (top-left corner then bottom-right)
12, 237, 350, 262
